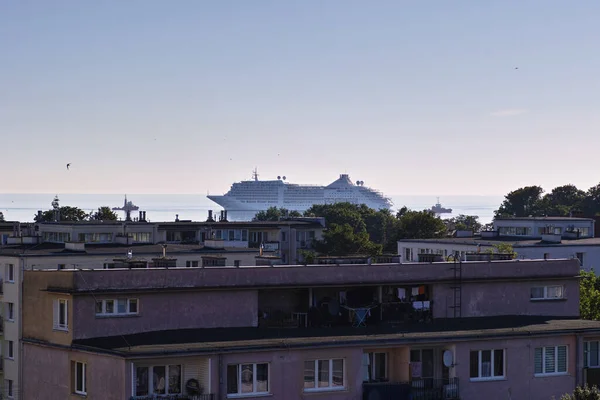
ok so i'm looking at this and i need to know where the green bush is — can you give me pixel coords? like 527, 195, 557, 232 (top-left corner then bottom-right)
560, 385, 600, 400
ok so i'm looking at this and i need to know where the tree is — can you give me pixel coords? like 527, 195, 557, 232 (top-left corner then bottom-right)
560, 385, 600, 400
539, 184, 586, 216
314, 223, 382, 256
495, 186, 545, 217
91, 206, 118, 221
254, 207, 301, 221
445, 214, 482, 232
395, 210, 447, 240
34, 196, 89, 222
0, 211, 4, 222
582, 183, 600, 217
580, 270, 600, 321
304, 203, 367, 233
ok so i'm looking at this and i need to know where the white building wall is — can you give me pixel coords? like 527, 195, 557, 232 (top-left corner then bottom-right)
398, 241, 600, 271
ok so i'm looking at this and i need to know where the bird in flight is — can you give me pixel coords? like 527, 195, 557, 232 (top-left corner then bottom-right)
66, 163, 71, 170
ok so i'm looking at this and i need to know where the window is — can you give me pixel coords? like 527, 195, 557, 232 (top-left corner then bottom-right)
577, 252, 585, 266
7, 302, 14, 321
131, 232, 152, 243
6, 379, 13, 398
304, 359, 344, 392
135, 365, 181, 395
54, 299, 68, 330
73, 361, 87, 395
585, 341, 600, 368
7, 340, 14, 359
543, 253, 549, 260
103, 263, 115, 269
234, 260, 241, 268
7, 264, 14, 283
281, 231, 287, 241
185, 261, 199, 268
535, 346, 567, 376
363, 352, 387, 382
96, 298, 139, 316
498, 226, 531, 236
227, 363, 269, 396
531, 285, 564, 300
469, 349, 505, 380
58, 264, 66, 270
410, 349, 434, 380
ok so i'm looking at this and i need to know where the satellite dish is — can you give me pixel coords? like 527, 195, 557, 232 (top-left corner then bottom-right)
356, 181, 360, 185
443, 350, 454, 367
282, 176, 286, 180
277, 176, 281, 180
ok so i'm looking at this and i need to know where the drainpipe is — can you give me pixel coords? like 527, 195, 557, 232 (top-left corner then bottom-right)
218, 353, 224, 400
576, 333, 582, 386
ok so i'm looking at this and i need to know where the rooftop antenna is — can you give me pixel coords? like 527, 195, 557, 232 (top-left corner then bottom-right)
252, 167, 259, 181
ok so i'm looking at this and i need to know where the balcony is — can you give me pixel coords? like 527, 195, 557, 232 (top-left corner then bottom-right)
130, 395, 215, 400
258, 286, 433, 330
363, 378, 459, 400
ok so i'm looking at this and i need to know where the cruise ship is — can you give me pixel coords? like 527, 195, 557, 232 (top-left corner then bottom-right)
207, 170, 392, 221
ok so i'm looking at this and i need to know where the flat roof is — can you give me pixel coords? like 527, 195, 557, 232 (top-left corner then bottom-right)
494, 217, 594, 222
68, 316, 600, 355
0, 242, 261, 257
399, 236, 600, 247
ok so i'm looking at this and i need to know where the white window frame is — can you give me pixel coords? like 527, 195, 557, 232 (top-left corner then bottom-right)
53, 299, 69, 331
363, 352, 387, 382
7, 340, 14, 360
74, 361, 87, 395
469, 349, 505, 381
7, 264, 15, 283
227, 363, 270, 397
585, 341, 600, 368
135, 364, 182, 396
535, 345, 568, 377
95, 298, 139, 316
304, 359, 346, 392
6, 379, 13, 398
7, 302, 14, 321
530, 285, 564, 300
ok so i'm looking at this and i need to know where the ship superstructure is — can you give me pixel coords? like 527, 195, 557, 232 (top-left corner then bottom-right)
208, 170, 392, 221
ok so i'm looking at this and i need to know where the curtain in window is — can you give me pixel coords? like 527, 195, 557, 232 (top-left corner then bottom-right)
153, 366, 166, 394
168, 365, 181, 394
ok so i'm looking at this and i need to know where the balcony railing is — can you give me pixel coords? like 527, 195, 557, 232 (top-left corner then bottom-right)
363, 378, 459, 400
130, 395, 215, 400
258, 302, 432, 330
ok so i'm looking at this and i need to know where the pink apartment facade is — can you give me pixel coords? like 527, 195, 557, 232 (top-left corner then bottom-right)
19, 259, 600, 400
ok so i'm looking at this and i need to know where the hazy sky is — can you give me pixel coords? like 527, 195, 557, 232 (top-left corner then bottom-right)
2, 1, 600, 196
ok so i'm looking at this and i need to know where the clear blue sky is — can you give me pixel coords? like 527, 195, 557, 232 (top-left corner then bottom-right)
2, 1, 599, 195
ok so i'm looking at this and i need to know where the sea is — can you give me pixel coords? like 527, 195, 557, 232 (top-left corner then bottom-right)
0, 194, 503, 224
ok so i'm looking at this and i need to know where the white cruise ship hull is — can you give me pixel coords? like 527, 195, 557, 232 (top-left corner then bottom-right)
208, 173, 391, 221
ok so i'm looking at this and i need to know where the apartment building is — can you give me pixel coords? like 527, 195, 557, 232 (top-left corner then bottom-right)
0, 218, 323, 399
399, 217, 600, 270
17, 258, 600, 400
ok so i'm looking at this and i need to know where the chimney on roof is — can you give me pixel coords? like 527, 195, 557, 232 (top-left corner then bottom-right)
224, 210, 228, 222
175, 214, 179, 222
37, 210, 42, 221
139, 211, 143, 221
142, 211, 146, 221
207, 210, 214, 222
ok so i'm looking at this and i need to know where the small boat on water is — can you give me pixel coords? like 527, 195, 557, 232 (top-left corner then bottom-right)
431, 197, 452, 214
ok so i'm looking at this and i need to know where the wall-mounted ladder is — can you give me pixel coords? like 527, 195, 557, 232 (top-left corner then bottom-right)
449, 252, 462, 318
